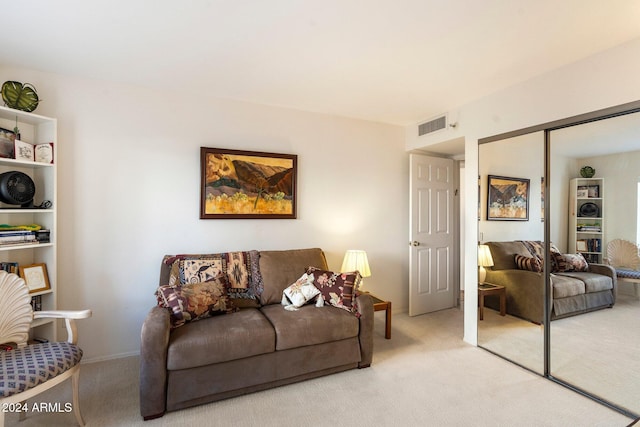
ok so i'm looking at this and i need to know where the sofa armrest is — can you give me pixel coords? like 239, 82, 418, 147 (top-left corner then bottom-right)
485, 269, 545, 324
588, 263, 618, 301
140, 306, 171, 420
355, 293, 374, 368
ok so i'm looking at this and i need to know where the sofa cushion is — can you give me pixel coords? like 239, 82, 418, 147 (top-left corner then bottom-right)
306, 267, 361, 314
556, 272, 613, 293
260, 304, 359, 351
552, 252, 588, 273
259, 248, 328, 305
487, 241, 532, 270
156, 278, 234, 328
551, 274, 585, 298
166, 308, 276, 370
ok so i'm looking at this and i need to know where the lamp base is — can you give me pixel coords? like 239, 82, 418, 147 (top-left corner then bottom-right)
478, 266, 487, 284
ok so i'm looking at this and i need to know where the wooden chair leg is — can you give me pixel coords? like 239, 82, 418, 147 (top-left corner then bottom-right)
72, 369, 85, 427
18, 401, 26, 421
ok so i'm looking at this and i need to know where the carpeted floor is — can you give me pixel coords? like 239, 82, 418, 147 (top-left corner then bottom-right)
479, 293, 640, 417
4, 307, 634, 426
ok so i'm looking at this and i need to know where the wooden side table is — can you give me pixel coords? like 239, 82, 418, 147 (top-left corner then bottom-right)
478, 283, 506, 320
363, 292, 391, 339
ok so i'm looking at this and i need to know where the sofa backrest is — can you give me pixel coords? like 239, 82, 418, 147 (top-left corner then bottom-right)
487, 241, 532, 271
158, 248, 328, 306
259, 248, 328, 305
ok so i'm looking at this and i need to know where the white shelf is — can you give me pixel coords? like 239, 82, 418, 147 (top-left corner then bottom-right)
0, 105, 57, 342
0, 157, 54, 168
569, 177, 604, 263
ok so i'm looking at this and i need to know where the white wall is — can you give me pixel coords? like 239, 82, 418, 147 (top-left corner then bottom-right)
0, 66, 408, 361
407, 36, 640, 345
479, 133, 544, 243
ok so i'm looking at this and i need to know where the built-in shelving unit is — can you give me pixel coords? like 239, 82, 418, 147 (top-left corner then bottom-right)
0, 105, 57, 342
568, 177, 604, 263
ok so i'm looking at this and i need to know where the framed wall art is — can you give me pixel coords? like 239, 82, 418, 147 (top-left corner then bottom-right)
487, 175, 530, 221
200, 147, 297, 219
19, 263, 51, 294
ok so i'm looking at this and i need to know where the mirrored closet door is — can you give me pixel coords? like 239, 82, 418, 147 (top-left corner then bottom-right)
477, 132, 545, 375
548, 111, 640, 416
478, 101, 640, 418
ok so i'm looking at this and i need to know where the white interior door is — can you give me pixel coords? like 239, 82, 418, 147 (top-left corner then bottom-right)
409, 153, 455, 316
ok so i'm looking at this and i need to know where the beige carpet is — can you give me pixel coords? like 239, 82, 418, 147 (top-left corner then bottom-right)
4, 308, 634, 427
480, 293, 640, 416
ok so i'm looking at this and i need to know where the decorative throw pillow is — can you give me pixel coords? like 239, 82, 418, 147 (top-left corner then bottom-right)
156, 278, 235, 328
306, 267, 361, 314
281, 273, 322, 311
514, 254, 543, 272
552, 252, 589, 273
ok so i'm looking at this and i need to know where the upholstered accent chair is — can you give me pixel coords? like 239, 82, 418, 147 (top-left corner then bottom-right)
607, 238, 640, 296
0, 271, 91, 426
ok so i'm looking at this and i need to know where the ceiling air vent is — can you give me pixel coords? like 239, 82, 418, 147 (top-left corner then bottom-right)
418, 115, 447, 136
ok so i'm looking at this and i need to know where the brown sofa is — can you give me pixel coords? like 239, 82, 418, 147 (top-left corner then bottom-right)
484, 241, 616, 323
139, 248, 374, 420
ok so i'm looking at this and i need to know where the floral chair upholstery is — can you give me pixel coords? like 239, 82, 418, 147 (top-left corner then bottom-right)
0, 271, 91, 426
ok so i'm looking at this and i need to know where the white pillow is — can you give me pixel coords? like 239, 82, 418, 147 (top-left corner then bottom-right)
281, 273, 321, 311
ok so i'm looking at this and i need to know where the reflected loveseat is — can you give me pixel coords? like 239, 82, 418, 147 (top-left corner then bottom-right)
484, 241, 616, 323
139, 247, 374, 420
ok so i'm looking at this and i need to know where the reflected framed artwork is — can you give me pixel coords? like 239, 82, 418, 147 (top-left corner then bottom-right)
487, 175, 530, 221
200, 147, 297, 219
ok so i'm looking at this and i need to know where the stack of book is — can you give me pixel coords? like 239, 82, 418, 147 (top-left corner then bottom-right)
0, 229, 38, 246
577, 224, 601, 232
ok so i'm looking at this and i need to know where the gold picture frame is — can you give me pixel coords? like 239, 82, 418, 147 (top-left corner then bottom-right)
19, 263, 51, 294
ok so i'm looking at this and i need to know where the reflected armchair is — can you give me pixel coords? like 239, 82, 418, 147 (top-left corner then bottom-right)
606, 238, 640, 296
0, 271, 91, 426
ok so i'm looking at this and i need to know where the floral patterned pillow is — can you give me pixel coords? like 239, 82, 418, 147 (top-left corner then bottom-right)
306, 267, 361, 315
156, 278, 235, 328
281, 273, 321, 310
552, 252, 589, 273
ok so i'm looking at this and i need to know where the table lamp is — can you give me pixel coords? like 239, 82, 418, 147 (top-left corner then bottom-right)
341, 250, 371, 288
478, 244, 494, 284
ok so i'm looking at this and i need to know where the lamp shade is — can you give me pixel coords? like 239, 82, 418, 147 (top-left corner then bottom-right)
341, 250, 371, 277
477, 245, 494, 267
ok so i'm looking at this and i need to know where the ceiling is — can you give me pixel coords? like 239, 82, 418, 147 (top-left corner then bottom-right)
3, 1, 640, 126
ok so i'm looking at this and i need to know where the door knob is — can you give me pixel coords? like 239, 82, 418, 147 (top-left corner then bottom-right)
410, 241, 420, 246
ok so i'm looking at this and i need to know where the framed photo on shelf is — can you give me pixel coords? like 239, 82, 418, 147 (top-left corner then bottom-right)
486, 175, 530, 221
14, 139, 34, 161
587, 185, 599, 198
0, 127, 16, 159
19, 263, 51, 294
577, 186, 589, 198
576, 240, 588, 251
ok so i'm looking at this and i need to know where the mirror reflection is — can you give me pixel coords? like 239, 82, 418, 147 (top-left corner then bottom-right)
549, 111, 640, 415
478, 108, 640, 417
477, 132, 545, 374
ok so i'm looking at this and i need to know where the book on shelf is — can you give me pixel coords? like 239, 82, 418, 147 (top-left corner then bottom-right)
0, 230, 37, 243
31, 295, 42, 311
0, 262, 18, 274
